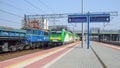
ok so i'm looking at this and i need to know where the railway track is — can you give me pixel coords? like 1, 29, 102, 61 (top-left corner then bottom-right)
101, 41, 120, 46
0, 44, 66, 62
93, 40, 120, 46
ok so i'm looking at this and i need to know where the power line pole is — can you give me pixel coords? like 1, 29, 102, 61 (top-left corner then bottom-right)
81, 0, 84, 47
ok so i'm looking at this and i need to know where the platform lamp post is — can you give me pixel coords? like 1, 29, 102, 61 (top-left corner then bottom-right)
81, 0, 84, 48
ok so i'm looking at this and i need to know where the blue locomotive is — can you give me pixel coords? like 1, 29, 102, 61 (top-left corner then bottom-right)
24, 29, 49, 49
0, 28, 49, 52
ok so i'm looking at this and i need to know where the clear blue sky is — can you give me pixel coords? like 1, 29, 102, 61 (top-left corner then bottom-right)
0, 0, 120, 31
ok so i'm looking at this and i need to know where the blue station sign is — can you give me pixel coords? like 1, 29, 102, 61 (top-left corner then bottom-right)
90, 14, 110, 22
68, 13, 110, 49
68, 14, 110, 23
68, 16, 87, 22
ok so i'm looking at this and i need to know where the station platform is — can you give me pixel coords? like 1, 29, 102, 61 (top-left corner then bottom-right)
0, 41, 120, 68
45, 41, 120, 68
45, 43, 103, 68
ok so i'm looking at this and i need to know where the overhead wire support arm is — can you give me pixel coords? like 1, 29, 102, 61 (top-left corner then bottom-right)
25, 13, 82, 19
25, 12, 118, 20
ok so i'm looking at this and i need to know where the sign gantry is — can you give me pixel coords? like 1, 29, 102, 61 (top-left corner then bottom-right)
68, 12, 117, 49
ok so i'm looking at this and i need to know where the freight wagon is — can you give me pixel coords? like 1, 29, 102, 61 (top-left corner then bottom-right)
0, 28, 50, 52
0, 28, 26, 52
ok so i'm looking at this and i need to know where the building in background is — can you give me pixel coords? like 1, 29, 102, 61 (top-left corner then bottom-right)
22, 18, 49, 30
43, 19, 49, 30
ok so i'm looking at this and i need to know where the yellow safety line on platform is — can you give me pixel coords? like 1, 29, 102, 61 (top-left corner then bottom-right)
42, 43, 78, 68
5, 43, 77, 68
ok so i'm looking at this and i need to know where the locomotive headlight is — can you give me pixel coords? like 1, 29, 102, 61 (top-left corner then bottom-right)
50, 38, 53, 40
58, 38, 61, 40
50, 38, 61, 40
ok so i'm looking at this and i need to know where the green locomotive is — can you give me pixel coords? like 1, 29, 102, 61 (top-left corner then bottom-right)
50, 28, 79, 45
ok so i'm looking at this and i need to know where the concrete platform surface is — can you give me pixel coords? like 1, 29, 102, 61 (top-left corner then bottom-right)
44, 42, 120, 68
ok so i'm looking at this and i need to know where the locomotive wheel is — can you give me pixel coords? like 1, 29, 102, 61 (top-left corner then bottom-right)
24, 45, 30, 50
9, 46, 17, 52
30, 43, 36, 49
18, 43, 25, 50
48, 43, 52, 48
18, 46, 24, 51
36, 44, 40, 48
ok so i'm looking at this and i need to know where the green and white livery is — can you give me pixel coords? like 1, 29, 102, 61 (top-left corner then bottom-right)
50, 29, 75, 45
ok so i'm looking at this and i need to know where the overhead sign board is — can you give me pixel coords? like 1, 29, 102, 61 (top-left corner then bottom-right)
68, 14, 110, 23
68, 16, 87, 22
90, 14, 110, 22
68, 13, 110, 49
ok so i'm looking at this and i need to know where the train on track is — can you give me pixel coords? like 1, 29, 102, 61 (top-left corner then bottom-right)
50, 28, 79, 45
0, 27, 80, 53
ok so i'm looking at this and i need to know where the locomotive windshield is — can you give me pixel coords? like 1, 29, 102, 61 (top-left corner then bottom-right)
51, 31, 61, 34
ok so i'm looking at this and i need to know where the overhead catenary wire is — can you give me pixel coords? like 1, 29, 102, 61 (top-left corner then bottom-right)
24, 0, 45, 13
38, 0, 55, 13
0, 0, 31, 14
0, 9, 23, 18
0, 1, 24, 12
0, 18, 20, 24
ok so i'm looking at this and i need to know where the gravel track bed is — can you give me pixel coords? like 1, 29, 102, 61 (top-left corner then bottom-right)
0, 49, 43, 61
